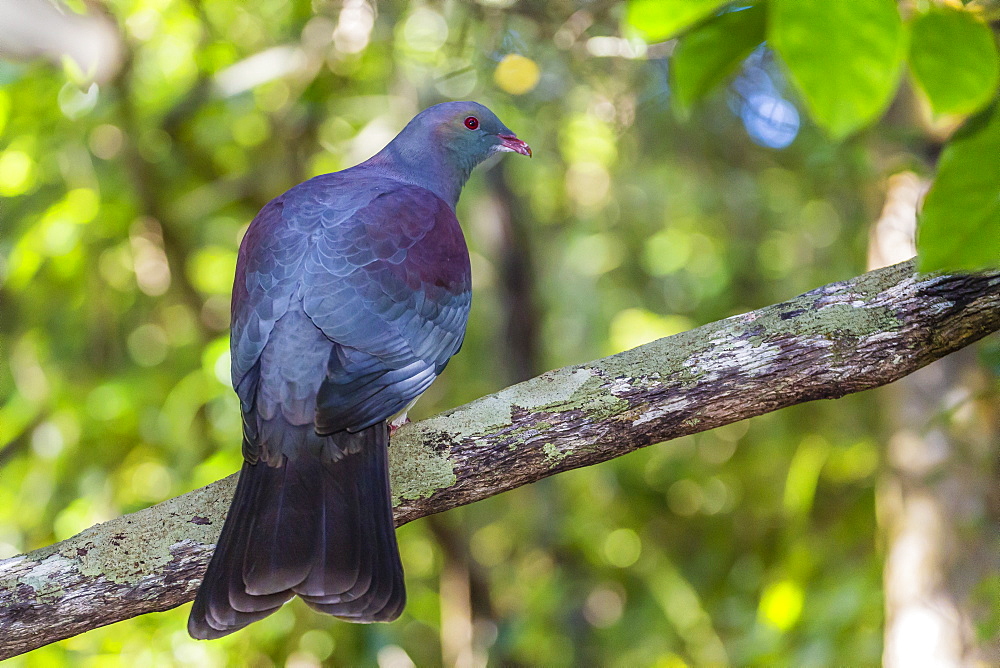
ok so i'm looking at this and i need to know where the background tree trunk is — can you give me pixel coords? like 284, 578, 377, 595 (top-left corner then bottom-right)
871, 174, 1000, 666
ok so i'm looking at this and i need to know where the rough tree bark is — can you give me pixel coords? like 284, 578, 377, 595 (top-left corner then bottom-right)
1, 260, 998, 659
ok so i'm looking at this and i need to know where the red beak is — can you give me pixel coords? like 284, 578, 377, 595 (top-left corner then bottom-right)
497, 134, 532, 157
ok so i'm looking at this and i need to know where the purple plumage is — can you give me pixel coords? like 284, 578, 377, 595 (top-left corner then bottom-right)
188, 102, 530, 639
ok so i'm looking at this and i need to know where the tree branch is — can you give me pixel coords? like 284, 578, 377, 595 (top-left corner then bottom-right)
2, 260, 998, 658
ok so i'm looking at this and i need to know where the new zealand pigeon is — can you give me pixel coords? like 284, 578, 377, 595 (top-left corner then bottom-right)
187, 101, 530, 639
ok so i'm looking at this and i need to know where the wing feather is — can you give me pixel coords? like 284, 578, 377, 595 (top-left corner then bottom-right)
232, 174, 471, 452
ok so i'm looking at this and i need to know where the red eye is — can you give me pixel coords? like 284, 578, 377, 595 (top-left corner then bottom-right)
464, 116, 479, 130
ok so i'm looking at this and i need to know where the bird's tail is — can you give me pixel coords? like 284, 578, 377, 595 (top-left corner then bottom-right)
187, 424, 405, 639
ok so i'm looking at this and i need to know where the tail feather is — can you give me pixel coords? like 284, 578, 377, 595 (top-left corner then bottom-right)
302, 438, 404, 621
188, 423, 404, 639
223, 467, 290, 615
244, 462, 315, 594
294, 472, 360, 597
188, 467, 289, 639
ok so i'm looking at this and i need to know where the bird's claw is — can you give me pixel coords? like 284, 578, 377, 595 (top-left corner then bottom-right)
389, 416, 411, 436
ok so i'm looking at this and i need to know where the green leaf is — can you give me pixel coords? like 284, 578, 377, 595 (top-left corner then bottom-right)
918, 102, 1000, 272
671, 4, 767, 113
626, 0, 733, 42
909, 5, 999, 117
769, 0, 906, 139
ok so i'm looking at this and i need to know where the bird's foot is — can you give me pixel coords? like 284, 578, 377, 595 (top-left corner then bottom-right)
389, 415, 411, 436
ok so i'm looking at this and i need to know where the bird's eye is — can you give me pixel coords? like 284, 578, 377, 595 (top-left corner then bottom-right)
464, 116, 479, 130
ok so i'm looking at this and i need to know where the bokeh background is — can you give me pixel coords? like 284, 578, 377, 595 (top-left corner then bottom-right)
1, 0, 999, 665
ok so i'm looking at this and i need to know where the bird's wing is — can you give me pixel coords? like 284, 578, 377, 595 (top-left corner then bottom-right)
231, 177, 471, 452
230, 195, 304, 420
301, 184, 472, 433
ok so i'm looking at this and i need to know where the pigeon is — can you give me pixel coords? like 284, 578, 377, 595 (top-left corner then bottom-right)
188, 101, 531, 639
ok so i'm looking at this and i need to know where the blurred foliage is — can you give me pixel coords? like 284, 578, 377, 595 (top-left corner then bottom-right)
767, 0, 907, 139
918, 101, 1000, 272
909, 3, 999, 118
0, 0, 998, 666
625, 0, 732, 43
669, 4, 766, 115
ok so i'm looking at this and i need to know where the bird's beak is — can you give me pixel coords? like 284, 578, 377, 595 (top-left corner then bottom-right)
497, 134, 532, 157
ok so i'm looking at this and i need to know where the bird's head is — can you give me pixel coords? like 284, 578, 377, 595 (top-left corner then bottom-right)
374, 101, 530, 207
401, 101, 531, 166
422, 101, 531, 161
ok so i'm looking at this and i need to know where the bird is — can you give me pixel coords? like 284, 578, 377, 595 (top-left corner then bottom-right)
187, 101, 531, 639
